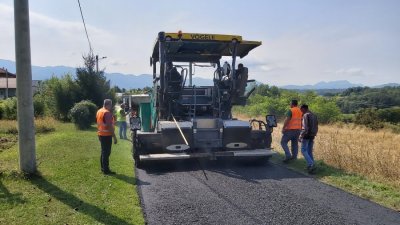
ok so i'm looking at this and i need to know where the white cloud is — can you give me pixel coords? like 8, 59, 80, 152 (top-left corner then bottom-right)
242, 59, 290, 73
325, 68, 372, 77
0, 3, 118, 69
0, 4, 16, 59
338, 68, 366, 77
110, 60, 128, 67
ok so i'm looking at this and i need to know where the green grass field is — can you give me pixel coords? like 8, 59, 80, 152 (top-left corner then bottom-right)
0, 121, 144, 225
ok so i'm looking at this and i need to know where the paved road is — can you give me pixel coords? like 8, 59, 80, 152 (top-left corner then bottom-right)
136, 159, 400, 225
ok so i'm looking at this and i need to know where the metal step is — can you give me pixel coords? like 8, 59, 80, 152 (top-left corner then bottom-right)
139, 149, 276, 161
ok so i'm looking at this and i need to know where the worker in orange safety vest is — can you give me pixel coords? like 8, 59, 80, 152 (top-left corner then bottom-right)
281, 99, 302, 163
96, 99, 117, 174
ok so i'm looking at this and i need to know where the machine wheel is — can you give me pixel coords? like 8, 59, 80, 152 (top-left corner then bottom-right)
134, 156, 143, 169
133, 146, 144, 169
132, 130, 144, 169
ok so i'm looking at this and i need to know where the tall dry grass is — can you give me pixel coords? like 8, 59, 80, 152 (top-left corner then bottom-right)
236, 114, 400, 187
0, 117, 56, 134
272, 123, 400, 187
0, 117, 57, 150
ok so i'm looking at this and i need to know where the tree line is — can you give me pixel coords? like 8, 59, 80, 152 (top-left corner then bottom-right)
0, 54, 116, 129
337, 86, 400, 113
234, 84, 400, 131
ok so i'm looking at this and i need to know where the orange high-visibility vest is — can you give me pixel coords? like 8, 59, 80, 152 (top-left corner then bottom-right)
286, 107, 302, 130
96, 107, 113, 136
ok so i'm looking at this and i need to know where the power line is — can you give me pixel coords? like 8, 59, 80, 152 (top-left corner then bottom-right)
77, 0, 93, 53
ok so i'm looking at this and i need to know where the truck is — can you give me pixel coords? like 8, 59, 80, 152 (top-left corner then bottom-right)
129, 31, 276, 168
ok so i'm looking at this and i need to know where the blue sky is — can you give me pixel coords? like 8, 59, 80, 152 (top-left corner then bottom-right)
0, 0, 399, 86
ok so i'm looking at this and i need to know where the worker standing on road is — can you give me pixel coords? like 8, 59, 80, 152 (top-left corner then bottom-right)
96, 99, 117, 175
281, 99, 302, 163
299, 104, 319, 174
116, 103, 128, 139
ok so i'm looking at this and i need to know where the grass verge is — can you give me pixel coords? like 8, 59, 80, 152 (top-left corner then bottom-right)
0, 121, 145, 225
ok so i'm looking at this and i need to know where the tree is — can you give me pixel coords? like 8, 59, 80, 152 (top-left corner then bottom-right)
355, 108, 384, 130
37, 75, 80, 121
112, 85, 122, 93
253, 84, 270, 96
300, 91, 318, 104
377, 107, 400, 124
309, 97, 341, 124
75, 54, 115, 108
337, 86, 400, 113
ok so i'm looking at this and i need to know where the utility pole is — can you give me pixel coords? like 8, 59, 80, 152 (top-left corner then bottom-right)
96, 55, 99, 73
5, 68, 9, 98
95, 55, 107, 73
14, 0, 36, 174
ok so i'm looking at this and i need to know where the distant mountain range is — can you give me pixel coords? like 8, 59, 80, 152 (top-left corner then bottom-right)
281, 80, 362, 90
372, 83, 400, 88
1, 59, 398, 89
281, 80, 399, 89
0, 59, 212, 89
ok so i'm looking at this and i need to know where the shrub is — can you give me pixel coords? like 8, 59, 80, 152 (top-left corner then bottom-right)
69, 100, 98, 130
355, 108, 384, 130
0, 101, 3, 119
0, 96, 46, 119
377, 107, 400, 124
340, 114, 355, 123
78, 100, 98, 123
45, 75, 80, 121
33, 95, 45, 118
309, 97, 341, 124
1, 97, 18, 120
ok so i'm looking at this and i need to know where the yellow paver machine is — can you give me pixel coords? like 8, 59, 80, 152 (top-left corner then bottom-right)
130, 31, 276, 168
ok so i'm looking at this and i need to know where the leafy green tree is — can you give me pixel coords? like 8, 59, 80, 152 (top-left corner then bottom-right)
309, 97, 341, 124
337, 87, 400, 113
75, 54, 115, 108
33, 94, 45, 117
112, 85, 122, 93
270, 86, 281, 98
377, 107, 400, 124
300, 91, 318, 104
252, 84, 271, 96
355, 108, 384, 130
37, 75, 80, 121
0, 97, 17, 120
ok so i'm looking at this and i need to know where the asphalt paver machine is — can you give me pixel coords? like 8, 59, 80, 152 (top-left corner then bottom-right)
130, 31, 276, 168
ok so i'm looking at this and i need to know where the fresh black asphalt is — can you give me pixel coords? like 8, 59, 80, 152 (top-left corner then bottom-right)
136, 159, 400, 225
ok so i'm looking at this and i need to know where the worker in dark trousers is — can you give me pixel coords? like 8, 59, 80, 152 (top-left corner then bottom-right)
96, 99, 117, 174
281, 100, 302, 163
299, 104, 319, 174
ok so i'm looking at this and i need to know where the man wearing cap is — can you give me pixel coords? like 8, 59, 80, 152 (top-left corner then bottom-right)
281, 100, 302, 163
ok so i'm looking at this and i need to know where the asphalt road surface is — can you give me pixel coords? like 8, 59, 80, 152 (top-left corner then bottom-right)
136, 159, 400, 225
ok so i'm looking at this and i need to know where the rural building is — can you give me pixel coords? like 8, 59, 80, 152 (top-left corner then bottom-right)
0, 67, 41, 100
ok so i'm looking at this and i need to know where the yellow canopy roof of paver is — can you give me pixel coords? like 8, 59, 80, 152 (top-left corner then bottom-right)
151, 32, 262, 63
